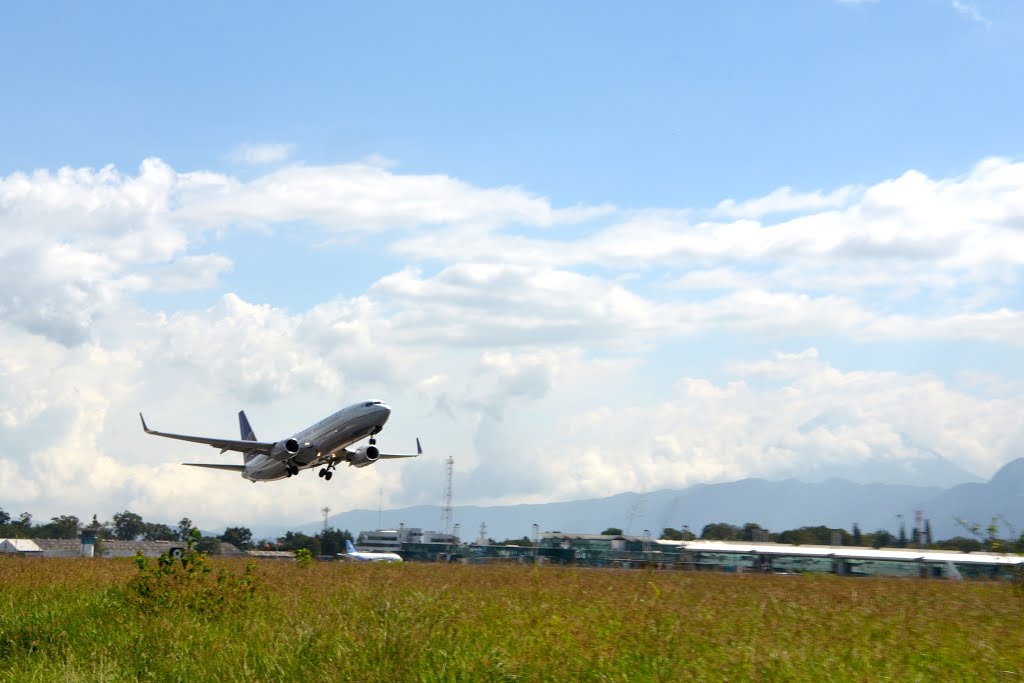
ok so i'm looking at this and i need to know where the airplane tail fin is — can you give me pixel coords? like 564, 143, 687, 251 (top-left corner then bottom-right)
345, 539, 356, 554
239, 411, 257, 441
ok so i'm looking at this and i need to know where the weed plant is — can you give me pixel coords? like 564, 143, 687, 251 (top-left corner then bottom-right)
126, 530, 257, 615
0, 559, 1021, 681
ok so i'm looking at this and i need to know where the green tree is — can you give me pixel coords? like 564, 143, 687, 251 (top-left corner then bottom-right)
277, 531, 321, 556
0, 507, 10, 525
700, 523, 741, 541
852, 523, 863, 546
112, 511, 146, 541
740, 523, 770, 542
87, 514, 109, 539
870, 529, 895, 549
195, 536, 222, 554
660, 527, 684, 541
220, 526, 254, 550
775, 526, 847, 546
41, 515, 80, 539
317, 528, 353, 556
600, 528, 623, 536
176, 518, 194, 541
15, 512, 32, 531
956, 516, 1018, 553
143, 523, 177, 541
932, 536, 982, 553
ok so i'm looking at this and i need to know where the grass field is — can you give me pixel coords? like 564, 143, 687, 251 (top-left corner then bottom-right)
1, 557, 1021, 682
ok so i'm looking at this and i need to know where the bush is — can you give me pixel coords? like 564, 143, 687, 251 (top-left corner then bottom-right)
126, 529, 257, 615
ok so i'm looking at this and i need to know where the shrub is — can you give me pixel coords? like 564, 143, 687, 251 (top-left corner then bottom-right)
126, 529, 257, 615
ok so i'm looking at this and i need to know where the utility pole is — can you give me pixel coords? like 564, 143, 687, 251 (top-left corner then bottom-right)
442, 455, 454, 536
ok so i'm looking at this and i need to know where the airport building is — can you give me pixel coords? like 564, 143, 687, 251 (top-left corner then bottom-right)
374, 530, 1024, 579
0, 537, 247, 559
6, 528, 1020, 579
0, 539, 43, 556
357, 526, 457, 553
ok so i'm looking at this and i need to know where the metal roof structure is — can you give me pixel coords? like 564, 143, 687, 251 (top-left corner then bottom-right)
246, 550, 295, 560
0, 539, 43, 553
657, 540, 1024, 567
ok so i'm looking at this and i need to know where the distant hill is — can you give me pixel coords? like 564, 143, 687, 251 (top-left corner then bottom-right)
916, 458, 1024, 536
254, 458, 1024, 543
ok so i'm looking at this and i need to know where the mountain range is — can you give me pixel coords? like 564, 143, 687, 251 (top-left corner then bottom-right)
256, 457, 1024, 543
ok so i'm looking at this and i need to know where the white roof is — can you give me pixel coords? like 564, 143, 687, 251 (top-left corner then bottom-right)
656, 540, 1024, 566
0, 539, 42, 553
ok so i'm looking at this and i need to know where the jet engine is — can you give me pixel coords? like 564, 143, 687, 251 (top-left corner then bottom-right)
348, 444, 380, 468
270, 438, 302, 461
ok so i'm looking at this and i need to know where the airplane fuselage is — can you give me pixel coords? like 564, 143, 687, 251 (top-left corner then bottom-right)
243, 401, 391, 481
344, 551, 403, 563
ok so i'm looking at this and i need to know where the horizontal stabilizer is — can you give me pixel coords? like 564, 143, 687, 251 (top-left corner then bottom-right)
377, 438, 423, 460
182, 463, 247, 472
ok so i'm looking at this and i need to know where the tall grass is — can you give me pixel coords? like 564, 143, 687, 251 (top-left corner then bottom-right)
1, 558, 1021, 681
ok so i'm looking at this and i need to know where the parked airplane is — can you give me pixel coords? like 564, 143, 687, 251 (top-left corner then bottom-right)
342, 539, 403, 563
140, 400, 421, 482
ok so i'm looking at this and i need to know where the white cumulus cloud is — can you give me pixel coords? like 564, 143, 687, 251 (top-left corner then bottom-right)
227, 142, 295, 165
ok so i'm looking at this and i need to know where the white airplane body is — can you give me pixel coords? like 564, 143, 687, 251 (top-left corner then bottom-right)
140, 401, 421, 482
342, 539, 403, 563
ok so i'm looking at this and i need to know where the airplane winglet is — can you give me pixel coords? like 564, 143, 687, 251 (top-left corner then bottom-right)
139, 413, 153, 434
416, 438, 422, 455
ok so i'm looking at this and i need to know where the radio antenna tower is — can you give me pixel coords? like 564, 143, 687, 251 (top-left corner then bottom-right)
321, 506, 330, 533
442, 455, 454, 536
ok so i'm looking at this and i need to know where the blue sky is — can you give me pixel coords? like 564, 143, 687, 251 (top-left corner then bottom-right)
4, 2, 1022, 205
1, 1, 1022, 534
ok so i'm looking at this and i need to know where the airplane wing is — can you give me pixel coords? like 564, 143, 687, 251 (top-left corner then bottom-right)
378, 438, 423, 460
182, 463, 247, 472
321, 438, 423, 468
140, 413, 277, 455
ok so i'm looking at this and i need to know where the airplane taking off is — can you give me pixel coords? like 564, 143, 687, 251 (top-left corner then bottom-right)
342, 539, 403, 563
140, 400, 421, 482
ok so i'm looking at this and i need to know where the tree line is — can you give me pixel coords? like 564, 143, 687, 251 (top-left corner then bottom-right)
0, 507, 353, 557
3, 505, 1017, 555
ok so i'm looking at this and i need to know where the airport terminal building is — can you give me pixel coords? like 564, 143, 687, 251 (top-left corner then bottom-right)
391, 531, 1024, 579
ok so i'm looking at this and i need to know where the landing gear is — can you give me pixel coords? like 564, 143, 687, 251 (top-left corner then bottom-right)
318, 468, 333, 480
285, 463, 299, 476
369, 437, 376, 445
